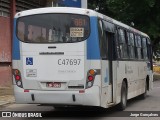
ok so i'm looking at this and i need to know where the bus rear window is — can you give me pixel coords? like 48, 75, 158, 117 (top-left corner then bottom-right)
17, 14, 90, 43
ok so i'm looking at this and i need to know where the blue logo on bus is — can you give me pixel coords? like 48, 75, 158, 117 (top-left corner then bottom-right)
26, 57, 33, 65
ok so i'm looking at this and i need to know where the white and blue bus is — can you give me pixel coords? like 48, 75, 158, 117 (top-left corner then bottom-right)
12, 7, 153, 110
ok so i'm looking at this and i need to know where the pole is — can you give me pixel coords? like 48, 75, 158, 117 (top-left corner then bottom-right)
81, 0, 87, 8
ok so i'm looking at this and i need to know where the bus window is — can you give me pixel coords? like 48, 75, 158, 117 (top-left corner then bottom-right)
127, 32, 135, 59
135, 35, 142, 59
147, 38, 153, 70
142, 38, 148, 60
98, 20, 108, 60
115, 29, 121, 59
17, 14, 90, 43
28, 25, 33, 41
118, 28, 128, 59
42, 28, 47, 41
147, 38, 152, 60
48, 29, 53, 42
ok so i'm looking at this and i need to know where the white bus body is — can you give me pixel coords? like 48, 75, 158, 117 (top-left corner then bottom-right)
12, 7, 153, 110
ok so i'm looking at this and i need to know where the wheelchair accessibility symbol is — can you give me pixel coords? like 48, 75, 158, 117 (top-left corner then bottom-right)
26, 57, 33, 65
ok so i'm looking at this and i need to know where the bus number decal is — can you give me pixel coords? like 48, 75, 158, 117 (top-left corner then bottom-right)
58, 59, 81, 65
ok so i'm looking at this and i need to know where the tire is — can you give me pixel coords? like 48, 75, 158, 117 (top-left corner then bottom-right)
53, 106, 75, 111
139, 81, 147, 99
53, 106, 66, 110
118, 81, 127, 111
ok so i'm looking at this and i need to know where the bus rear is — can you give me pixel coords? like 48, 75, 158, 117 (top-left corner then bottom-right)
12, 8, 101, 106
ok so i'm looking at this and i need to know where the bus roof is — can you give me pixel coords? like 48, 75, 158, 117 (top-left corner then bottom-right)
14, 7, 97, 18
15, 7, 149, 38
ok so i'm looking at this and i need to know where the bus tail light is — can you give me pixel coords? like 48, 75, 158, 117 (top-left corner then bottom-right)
89, 69, 96, 76
15, 75, 21, 80
24, 90, 30, 92
88, 76, 94, 81
86, 69, 96, 88
13, 69, 23, 88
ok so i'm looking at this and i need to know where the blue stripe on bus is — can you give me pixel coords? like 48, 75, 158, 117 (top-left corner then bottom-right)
87, 17, 100, 60
12, 18, 20, 60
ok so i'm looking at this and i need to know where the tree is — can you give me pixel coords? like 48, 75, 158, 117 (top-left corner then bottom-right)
88, 0, 113, 16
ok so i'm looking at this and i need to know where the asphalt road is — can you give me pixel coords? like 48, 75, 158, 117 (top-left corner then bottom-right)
0, 80, 160, 120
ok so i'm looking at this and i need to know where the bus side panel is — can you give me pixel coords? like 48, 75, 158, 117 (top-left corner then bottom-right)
116, 61, 147, 103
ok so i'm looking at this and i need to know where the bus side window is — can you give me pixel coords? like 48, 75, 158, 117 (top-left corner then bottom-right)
115, 29, 121, 59
135, 35, 142, 60
147, 38, 153, 70
118, 28, 128, 59
98, 19, 108, 60
142, 37, 148, 60
147, 38, 151, 60
127, 32, 135, 59
134, 35, 138, 59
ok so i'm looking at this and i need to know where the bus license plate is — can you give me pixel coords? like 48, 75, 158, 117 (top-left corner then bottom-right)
47, 82, 61, 88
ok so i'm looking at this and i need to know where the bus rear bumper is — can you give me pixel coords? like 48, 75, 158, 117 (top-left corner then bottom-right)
13, 85, 100, 107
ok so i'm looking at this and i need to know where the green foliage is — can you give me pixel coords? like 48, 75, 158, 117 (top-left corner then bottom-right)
88, 0, 97, 10
88, 0, 160, 58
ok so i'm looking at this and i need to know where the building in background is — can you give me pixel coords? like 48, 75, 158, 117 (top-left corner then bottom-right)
0, 0, 87, 87
46, 0, 87, 8
0, 0, 46, 87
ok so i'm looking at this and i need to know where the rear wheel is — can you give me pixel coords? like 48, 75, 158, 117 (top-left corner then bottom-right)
53, 105, 76, 111
118, 81, 127, 111
53, 106, 66, 110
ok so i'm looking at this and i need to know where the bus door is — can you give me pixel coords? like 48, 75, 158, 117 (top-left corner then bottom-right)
99, 20, 116, 106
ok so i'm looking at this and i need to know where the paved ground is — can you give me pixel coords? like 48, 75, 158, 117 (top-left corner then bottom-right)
0, 80, 160, 119
0, 66, 12, 88
0, 95, 15, 108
